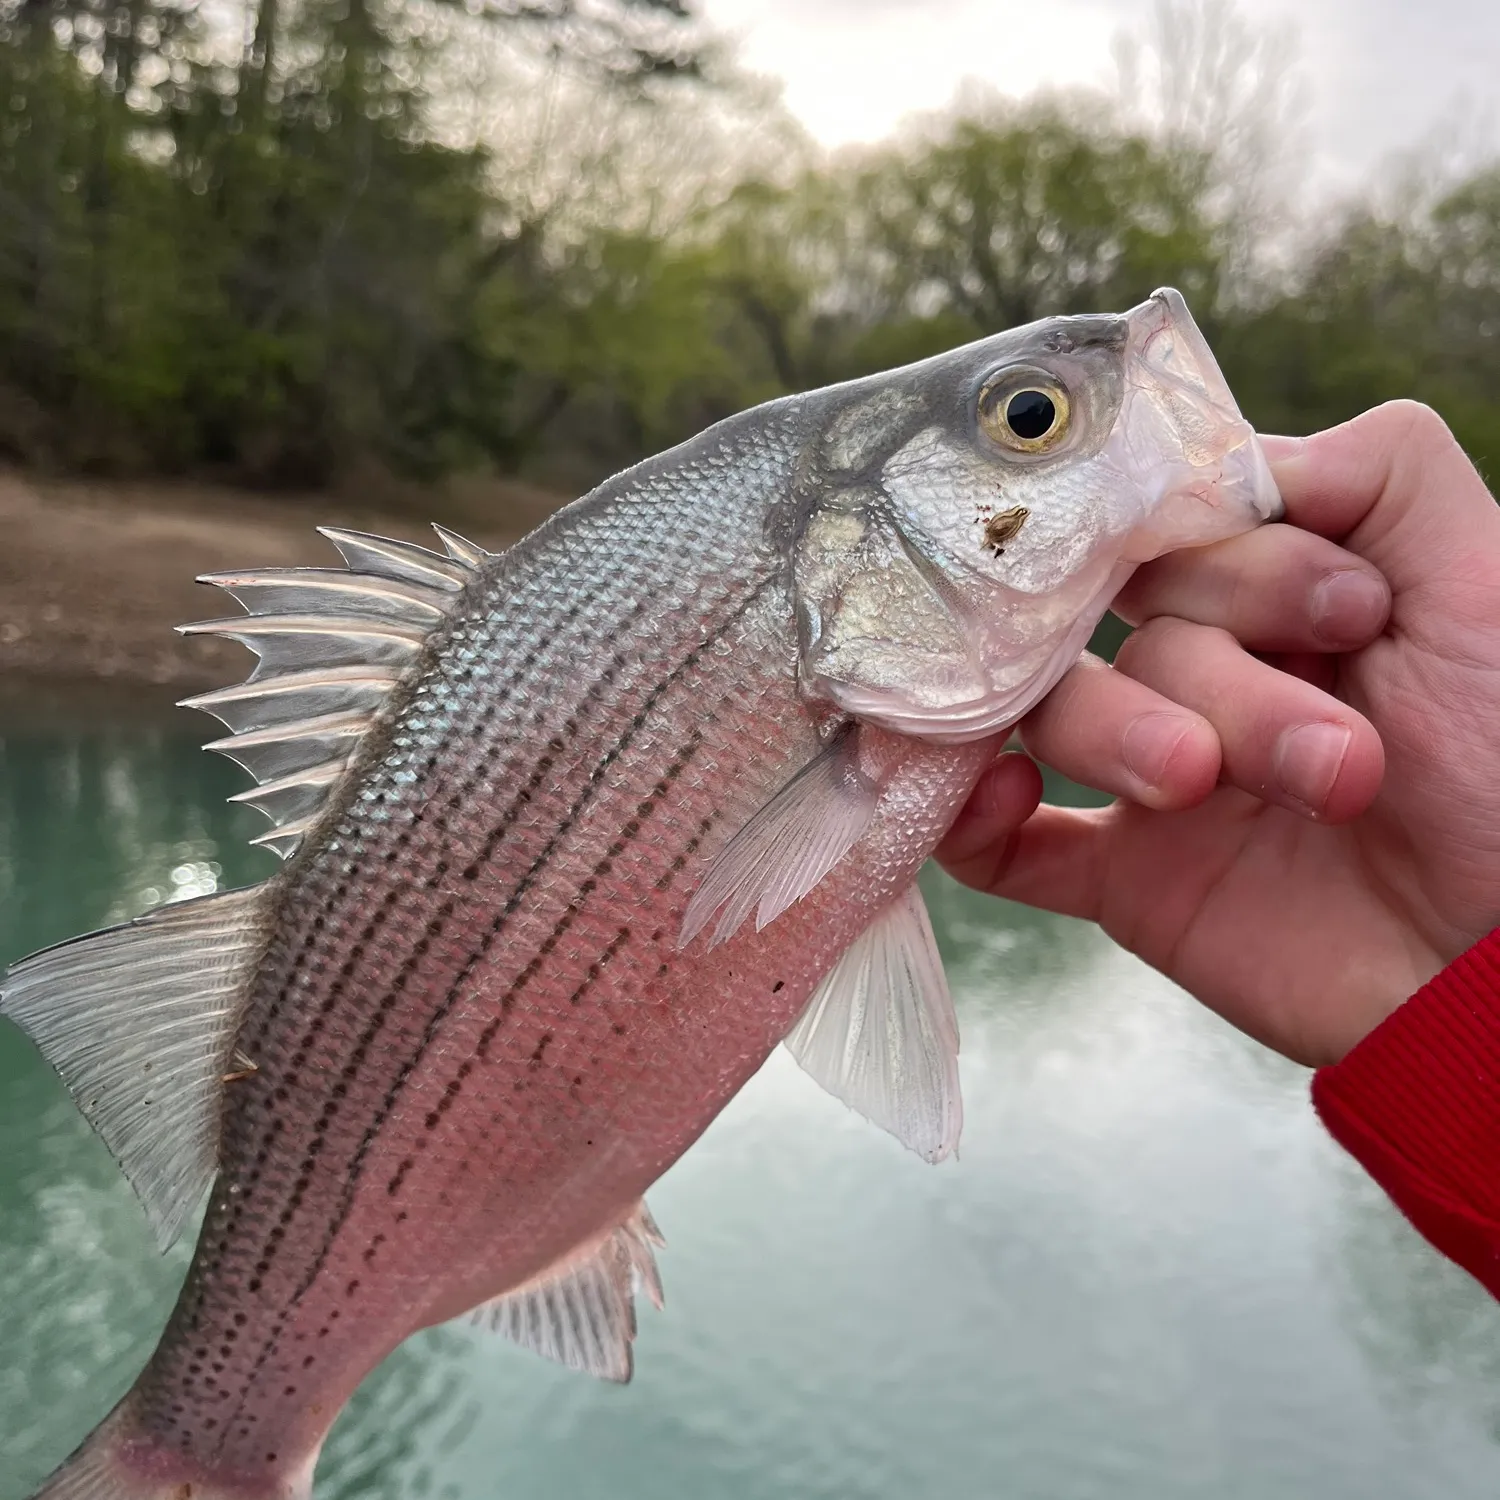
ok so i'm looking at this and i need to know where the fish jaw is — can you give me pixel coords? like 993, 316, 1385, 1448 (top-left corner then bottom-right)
1109, 286, 1283, 563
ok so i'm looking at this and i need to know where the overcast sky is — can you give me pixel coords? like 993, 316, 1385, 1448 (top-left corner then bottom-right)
698, 0, 1500, 189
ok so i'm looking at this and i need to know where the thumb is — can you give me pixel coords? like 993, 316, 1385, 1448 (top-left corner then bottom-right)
1262, 402, 1500, 595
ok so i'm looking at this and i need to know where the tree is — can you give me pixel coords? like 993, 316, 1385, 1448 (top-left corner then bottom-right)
0, 0, 708, 481
840, 98, 1225, 336
1113, 0, 1307, 291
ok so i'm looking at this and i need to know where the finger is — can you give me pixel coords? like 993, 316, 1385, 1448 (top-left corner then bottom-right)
934, 751, 1046, 886
937, 777, 1111, 924
1265, 651, 1338, 693
1115, 523, 1390, 652
1015, 653, 1221, 811
1261, 403, 1500, 593
1116, 618, 1384, 822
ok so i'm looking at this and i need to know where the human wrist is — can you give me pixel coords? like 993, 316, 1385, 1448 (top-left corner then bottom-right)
1325, 931, 1473, 1064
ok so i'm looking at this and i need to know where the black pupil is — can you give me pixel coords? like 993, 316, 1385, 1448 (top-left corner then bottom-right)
1006, 389, 1056, 441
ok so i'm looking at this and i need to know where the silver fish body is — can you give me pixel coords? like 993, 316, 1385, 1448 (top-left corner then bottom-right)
3, 290, 1278, 1500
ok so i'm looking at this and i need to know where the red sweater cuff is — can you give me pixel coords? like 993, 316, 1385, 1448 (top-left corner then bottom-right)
1312, 928, 1500, 1298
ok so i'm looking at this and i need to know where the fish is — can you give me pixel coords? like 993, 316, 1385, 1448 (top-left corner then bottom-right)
1, 287, 1279, 1500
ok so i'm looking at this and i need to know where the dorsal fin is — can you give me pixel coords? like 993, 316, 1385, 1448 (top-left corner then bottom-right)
179, 525, 489, 861
432, 524, 491, 567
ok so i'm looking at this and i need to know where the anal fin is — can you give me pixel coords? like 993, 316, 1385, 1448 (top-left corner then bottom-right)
0, 885, 272, 1250
469, 1203, 665, 1383
784, 884, 963, 1164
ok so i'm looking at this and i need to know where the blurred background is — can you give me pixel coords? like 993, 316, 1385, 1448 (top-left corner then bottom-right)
4, 0, 1499, 683
1, 0, 1498, 504
4, 2, 1500, 1497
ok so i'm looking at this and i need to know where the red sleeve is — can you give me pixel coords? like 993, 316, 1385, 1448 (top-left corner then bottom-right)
1312, 928, 1500, 1298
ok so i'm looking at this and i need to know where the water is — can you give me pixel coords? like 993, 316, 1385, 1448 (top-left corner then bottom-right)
3, 682, 1500, 1499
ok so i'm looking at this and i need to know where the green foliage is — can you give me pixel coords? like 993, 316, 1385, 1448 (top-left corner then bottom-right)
0, 0, 706, 482
1214, 173, 1500, 472
0, 1, 1497, 499
849, 106, 1223, 333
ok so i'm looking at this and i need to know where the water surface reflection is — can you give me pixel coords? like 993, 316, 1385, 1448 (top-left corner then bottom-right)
3, 687, 1499, 1499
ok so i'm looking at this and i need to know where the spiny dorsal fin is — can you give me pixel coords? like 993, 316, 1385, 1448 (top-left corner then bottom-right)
180, 525, 490, 862
432, 524, 490, 568
0, 885, 272, 1250
469, 1204, 665, 1383
318, 526, 476, 590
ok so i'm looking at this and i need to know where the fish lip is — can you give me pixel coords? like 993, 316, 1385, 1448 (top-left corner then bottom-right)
1134, 287, 1239, 414
1123, 286, 1239, 419
1120, 286, 1285, 526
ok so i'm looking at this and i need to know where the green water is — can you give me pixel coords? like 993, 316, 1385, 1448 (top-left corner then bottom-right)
3, 683, 1500, 1500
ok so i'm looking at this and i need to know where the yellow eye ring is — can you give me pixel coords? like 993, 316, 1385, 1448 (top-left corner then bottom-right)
978, 375, 1072, 454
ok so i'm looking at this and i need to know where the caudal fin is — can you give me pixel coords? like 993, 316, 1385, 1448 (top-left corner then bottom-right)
28, 1403, 314, 1500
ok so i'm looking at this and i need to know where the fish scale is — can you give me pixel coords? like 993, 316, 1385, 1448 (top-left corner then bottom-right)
128, 433, 833, 1476
3, 289, 1283, 1499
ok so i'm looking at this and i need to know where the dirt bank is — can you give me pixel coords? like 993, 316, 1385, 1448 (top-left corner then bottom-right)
0, 469, 562, 695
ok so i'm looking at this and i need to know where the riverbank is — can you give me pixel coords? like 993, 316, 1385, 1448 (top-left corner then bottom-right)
0, 469, 560, 693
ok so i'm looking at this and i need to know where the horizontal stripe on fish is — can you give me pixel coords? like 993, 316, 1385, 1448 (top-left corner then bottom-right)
135, 496, 802, 1467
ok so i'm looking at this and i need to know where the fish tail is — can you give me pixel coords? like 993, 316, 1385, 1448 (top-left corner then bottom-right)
28, 1401, 315, 1500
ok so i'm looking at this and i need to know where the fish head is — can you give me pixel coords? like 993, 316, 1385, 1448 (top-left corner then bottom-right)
791, 287, 1281, 741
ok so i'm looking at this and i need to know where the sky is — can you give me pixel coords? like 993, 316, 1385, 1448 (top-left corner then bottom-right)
697, 0, 1500, 189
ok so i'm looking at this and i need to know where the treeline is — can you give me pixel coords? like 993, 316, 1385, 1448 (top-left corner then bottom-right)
0, 0, 1497, 501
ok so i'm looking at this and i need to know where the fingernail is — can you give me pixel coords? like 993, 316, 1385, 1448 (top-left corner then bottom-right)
1123, 712, 1196, 789
1312, 569, 1389, 646
1273, 722, 1351, 815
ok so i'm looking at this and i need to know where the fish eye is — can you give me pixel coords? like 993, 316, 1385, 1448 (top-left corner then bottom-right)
977, 371, 1072, 455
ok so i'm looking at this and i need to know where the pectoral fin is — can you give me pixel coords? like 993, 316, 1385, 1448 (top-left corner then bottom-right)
0, 884, 272, 1250
680, 726, 878, 948
784, 884, 962, 1163
469, 1204, 665, 1383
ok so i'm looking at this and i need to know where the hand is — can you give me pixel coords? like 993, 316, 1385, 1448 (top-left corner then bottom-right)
937, 401, 1500, 1068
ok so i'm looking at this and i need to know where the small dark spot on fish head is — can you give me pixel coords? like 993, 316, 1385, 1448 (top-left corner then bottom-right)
980, 504, 1030, 557
772, 980, 785, 993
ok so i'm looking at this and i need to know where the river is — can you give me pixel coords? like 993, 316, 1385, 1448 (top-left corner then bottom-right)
2, 683, 1499, 1499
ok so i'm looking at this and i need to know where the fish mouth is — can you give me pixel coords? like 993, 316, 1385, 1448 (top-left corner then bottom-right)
1111, 287, 1283, 560
1130, 288, 1241, 420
